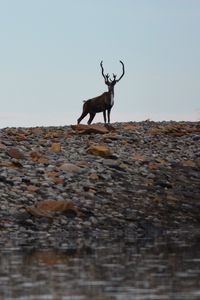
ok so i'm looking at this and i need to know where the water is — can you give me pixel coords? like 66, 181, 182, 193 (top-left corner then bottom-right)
0, 230, 200, 300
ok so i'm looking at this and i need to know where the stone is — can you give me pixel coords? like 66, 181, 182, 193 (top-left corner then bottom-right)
51, 143, 61, 153
181, 160, 196, 168
26, 200, 80, 218
26, 206, 52, 218
60, 163, 82, 173
89, 173, 99, 181
30, 150, 42, 161
36, 199, 77, 212
30, 151, 49, 164
88, 144, 113, 157
53, 177, 64, 185
27, 185, 39, 193
7, 148, 25, 159
71, 124, 109, 134
123, 123, 139, 131
0, 143, 7, 149
15, 133, 27, 141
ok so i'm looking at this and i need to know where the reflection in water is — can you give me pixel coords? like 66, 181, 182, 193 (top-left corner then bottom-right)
0, 231, 200, 300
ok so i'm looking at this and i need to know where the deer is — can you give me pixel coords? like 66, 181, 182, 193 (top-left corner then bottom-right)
77, 60, 125, 125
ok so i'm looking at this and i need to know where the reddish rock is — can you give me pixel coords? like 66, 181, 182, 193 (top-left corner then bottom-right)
123, 124, 140, 131
36, 200, 76, 212
53, 177, 64, 185
7, 148, 25, 159
15, 133, 27, 141
104, 124, 116, 132
47, 171, 59, 178
71, 124, 109, 134
51, 142, 61, 153
30, 151, 42, 161
26, 200, 80, 218
30, 250, 70, 266
88, 144, 112, 157
26, 206, 51, 218
30, 151, 48, 164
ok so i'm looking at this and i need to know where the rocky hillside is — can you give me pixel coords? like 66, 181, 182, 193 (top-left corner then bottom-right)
0, 121, 200, 238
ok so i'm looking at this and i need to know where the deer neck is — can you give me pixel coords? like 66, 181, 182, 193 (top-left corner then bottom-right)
108, 86, 114, 106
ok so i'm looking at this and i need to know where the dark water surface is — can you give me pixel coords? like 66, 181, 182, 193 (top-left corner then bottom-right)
0, 230, 200, 300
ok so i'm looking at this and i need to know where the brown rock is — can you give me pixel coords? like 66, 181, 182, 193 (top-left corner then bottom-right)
26, 200, 80, 218
44, 129, 64, 139
71, 124, 89, 131
123, 124, 139, 131
104, 124, 116, 132
89, 173, 99, 181
30, 151, 48, 164
27, 185, 39, 193
30, 151, 42, 161
36, 200, 76, 212
28, 127, 43, 135
89, 144, 112, 157
15, 133, 27, 141
26, 206, 52, 218
148, 163, 159, 170
133, 154, 145, 161
48, 171, 59, 178
37, 157, 49, 164
181, 160, 196, 168
53, 177, 64, 185
76, 160, 89, 168
11, 160, 23, 168
30, 250, 70, 266
0, 143, 7, 149
47, 171, 64, 184
149, 123, 200, 137
71, 124, 109, 134
51, 143, 61, 153
7, 148, 25, 159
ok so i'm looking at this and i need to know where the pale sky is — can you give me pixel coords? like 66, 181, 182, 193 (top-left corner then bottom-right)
0, 0, 199, 128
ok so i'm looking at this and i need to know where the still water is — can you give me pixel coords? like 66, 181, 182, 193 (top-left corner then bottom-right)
0, 230, 200, 300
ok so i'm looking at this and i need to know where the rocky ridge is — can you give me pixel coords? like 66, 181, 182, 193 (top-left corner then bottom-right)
0, 121, 200, 238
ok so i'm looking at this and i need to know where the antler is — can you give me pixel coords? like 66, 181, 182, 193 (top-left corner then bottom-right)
116, 60, 125, 82
112, 73, 117, 80
100, 61, 110, 85
100, 60, 125, 85
100, 60, 106, 80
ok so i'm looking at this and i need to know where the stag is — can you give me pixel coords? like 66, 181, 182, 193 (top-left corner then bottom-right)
77, 60, 125, 124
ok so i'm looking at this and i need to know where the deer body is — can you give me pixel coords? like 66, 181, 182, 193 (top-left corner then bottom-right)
77, 60, 124, 125
78, 87, 114, 124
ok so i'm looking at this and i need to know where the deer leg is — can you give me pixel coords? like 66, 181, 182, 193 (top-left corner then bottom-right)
103, 110, 106, 123
88, 113, 96, 124
107, 108, 111, 123
77, 111, 88, 124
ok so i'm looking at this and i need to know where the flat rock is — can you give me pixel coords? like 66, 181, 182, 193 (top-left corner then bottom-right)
7, 147, 25, 159
26, 200, 80, 218
71, 124, 109, 134
60, 163, 83, 173
88, 144, 113, 157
